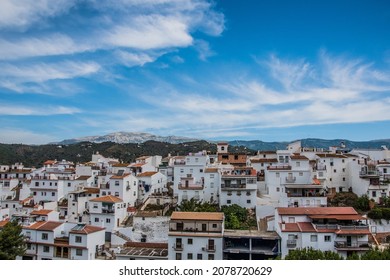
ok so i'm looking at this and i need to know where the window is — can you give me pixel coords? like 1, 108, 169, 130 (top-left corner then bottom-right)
200, 169, 203, 173
52, 192, 55, 196
208, 254, 215, 260
35, 182, 39, 187
330, 178, 332, 181
43, 246, 50, 253
372, 191, 377, 197
102, 191, 106, 195
210, 182, 214, 188
296, 162, 300, 167
93, 203, 98, 209
234, 155, 239, 160
212, 224, 217, 228
49, 182, 52, 186
115, 192, 119, 197
188, 239, 193, 245
190, 169, 193, 173
115, 181, 120, 186
334, 169, 337, 173
68, 182, 71, 187
247, 200, 251, 204
197, 254, 202, 260
276, 172, 280, 178
299, 172, 303, 176
180, 169, 184, 173
187, 253, 193, 260
246, 191, 251, 196
343, 177, 346, 181
227, 200, 231, 204
176, 253, 182, 260
76, 249, 83, 256
42, 233, 48, 240
288, 217, 295, 223
33, 191, 37, 195
210, 174, 214, 179
342, 159, 345, 163
324, 235, 331, 242
27, 243, 32, 250
342, 168, 346, 172
75, 236, 82, 243
310, 235, 318, 242
106, 218, 111, 223
276, 187, 280, 192
94, 218, 99, 222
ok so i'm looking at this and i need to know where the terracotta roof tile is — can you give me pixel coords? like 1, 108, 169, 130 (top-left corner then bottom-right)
316, 153, 348, 159
0, 220, 9, 228
290, 155, 309, 160
277, 207, 357, 216
30, 209, 53, 216
70, 225, 105, 235
205, 168, 218, 173
90, 195, 123, 203
250, 158, 278, 163
171, 212, 224, 221
26, 221, 62, 231
75, 176, 91, 180
110, 173, 131, 179
137, 171, 158, 177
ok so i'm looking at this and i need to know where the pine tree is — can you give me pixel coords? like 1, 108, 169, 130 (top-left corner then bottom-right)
0, 220, 26, 260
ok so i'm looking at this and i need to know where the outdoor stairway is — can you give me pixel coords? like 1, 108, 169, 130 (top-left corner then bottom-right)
113, 230, 132, 242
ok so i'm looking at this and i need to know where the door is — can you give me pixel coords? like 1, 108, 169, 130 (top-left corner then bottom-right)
346, 236, 352, 247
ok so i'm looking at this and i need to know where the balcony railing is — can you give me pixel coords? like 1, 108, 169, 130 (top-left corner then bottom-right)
178, 183, 204, 190
360, 171, 379, 177
221, 184, 246, 189
204, 245, 216, 252
285, 177, 296, 183
173, 244, 183, 251
314, 224, 369, 231
287, 240, 297, 247
334, 241, 370, 250
102, 208, 115, 214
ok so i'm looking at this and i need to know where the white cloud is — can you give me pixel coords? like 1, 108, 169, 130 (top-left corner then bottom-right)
0, 129, 57, 144
0, 0, 75, 30
106, 15, 193, 50
194, 39, 215, 61
0, 61, 100, 93
0, 104, 81, 116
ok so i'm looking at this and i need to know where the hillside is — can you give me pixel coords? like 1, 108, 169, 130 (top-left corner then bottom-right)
0, 141, 252, 167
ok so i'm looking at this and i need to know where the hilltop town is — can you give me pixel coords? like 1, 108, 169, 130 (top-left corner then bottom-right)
1, 140, 390, 260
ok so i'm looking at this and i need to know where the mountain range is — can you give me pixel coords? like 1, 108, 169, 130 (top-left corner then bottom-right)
53, 132, 199, 145
53, 132, 390, 151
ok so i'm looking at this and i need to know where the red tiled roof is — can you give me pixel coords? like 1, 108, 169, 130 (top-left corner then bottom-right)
90, 195, 123, 203
297, 222, 316, 232
70, 225, 105, 235
290, 155, 309, 160
336, 229, 370, 235
26, 221, 62, 231
30, 209, 53, 216
171, 212, 224, 221
137, 171, 158, 177
250, 158, 278, 163
131, 163, 145, 168
75, 176, 91, 180
277, 207, 357, 216
205, 168, 218, 173
0, 220, 9, 228
110, 173, 131, 179
113, 163, 130, 167
316, 154, 348, 159
44, 160, 56, 165
309, 214, 367, 220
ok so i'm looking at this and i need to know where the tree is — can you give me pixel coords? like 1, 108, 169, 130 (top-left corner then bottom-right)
284, 248, 343, 260
354, 195, 371, 212
0, 220, 26, 260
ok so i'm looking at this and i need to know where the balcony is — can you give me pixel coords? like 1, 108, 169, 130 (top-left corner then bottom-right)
221, 183, 246, 189
285, 177, 296, 183
173, 244, 183, 251
360, 171, 379, 178
334, 241, 370, 250
203, 245, 216, 252
287, 239, 297, 248
178, 183, 204, 190
102, 208, 115, 214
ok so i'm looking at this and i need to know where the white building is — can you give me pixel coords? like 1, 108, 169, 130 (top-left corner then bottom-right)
274, 207, 370, 259
168, 212, 224, 260
137, 171, 167, 202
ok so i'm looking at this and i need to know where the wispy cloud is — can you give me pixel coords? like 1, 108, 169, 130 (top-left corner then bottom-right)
110, 53, 390, 137
0, 104, 81, 116
0, 129, 58, 144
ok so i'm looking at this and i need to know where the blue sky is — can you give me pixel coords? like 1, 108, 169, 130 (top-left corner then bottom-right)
0, 0, 389, 144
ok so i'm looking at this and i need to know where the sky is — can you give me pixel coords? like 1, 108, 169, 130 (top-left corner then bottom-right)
0, 0, 390, 144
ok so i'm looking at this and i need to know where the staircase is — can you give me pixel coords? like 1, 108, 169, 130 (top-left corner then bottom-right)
113, 230, 132, 242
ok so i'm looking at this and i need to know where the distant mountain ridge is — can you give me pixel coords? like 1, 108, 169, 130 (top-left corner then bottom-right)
53, 132, 199, 145
52, 131, 390, 150
230, 138, 390, 151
